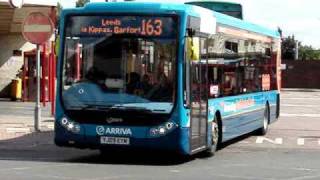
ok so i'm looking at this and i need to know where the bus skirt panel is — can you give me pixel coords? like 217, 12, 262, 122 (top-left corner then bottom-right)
55, 122, 191, 155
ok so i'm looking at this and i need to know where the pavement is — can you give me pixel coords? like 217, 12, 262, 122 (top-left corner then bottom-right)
0, 100, 54, 141
0, 89, 319, 180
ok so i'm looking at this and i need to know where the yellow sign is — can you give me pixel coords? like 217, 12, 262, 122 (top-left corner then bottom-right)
187, 37, 200, 61
55, 35, 60, 56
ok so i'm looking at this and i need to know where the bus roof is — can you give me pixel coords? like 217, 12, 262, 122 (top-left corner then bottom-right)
63, 2, 280, 39
187, 0, 242, 6
186, 1, 243, 19
74, 2, 191, 13
186, 1, 243, 9
213, 11, 280, 39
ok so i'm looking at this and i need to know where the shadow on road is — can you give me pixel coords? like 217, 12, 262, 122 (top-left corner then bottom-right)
69, 150, 194, 165
219, 132, 256, 150
0, 131, 194, 166
0, 130, 258, 165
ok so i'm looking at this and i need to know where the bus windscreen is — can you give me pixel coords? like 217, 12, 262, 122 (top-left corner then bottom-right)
62, 15, 177, 116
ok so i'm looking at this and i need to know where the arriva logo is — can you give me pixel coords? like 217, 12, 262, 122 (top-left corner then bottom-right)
106, 117, 123, 124
96, 126, 132, 136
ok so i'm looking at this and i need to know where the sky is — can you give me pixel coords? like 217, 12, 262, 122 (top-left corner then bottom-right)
59, 0, 320, 49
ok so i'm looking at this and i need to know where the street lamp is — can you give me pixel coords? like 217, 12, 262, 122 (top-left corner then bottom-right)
295, 40, 299, 60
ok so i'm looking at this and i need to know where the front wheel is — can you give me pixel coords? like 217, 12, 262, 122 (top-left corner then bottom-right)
202, 115, 220, 156
257, 104, 270, 135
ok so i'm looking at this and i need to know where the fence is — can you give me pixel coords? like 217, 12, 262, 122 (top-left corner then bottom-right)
282, 60, 320, 89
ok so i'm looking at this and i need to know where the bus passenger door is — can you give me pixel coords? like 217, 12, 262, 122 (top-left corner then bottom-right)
188, 37, 208, 152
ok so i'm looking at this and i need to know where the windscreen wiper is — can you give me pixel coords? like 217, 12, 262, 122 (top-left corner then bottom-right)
110, 105, 153, 113
67, 104, 153, 114
67, 104, 113, 111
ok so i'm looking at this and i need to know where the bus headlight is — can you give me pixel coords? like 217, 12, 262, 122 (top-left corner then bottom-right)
150, 122, 177, 137
165, 122, 174, 130
67, 122, 74, 130
61, 117, 69, 126
73, 124, 81, 133
60, 117, 81, 134
159, 126, 166, 135
150, 128, 159, 136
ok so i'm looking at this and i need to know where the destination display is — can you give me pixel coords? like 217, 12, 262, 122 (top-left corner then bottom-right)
66, 16, 177, 38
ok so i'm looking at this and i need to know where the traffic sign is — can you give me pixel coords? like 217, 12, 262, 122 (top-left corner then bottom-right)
22, 12, 54, 45
22, 12, 54, 132
9, 0, 24, 8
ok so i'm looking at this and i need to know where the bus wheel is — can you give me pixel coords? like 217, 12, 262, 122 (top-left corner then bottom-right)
202, 115, 219, 157
257, 104, 270, 135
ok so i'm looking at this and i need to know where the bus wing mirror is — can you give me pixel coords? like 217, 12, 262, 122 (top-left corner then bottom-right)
186, 37, 200, 61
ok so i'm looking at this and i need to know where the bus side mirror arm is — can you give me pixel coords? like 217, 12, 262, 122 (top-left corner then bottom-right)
186, 28, 195, 37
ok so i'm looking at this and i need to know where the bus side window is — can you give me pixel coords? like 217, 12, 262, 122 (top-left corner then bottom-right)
208, 66, 223, 98
223, 71, 236, 96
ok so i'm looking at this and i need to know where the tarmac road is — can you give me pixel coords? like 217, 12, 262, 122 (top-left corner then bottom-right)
0, 89, 320, 180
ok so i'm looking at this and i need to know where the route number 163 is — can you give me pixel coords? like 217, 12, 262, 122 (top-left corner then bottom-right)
141, 19, 163, 36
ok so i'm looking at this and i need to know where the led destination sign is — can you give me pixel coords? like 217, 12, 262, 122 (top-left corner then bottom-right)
66, 16, 177, 38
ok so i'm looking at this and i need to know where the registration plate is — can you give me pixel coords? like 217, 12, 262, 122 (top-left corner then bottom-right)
100, 136, 130, 145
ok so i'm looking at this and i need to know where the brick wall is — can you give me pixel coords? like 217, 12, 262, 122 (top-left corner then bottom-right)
282, 60, 320, 89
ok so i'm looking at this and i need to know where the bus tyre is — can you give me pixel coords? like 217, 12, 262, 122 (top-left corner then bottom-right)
257, 104, 270, 136
203, 116, 220, 156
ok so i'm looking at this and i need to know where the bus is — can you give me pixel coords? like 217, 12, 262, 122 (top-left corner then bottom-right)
186, 1, 243, 19
55, 2, 281, 156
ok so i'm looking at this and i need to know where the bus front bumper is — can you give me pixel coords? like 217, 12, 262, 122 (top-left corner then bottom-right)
54, 122, 191, 155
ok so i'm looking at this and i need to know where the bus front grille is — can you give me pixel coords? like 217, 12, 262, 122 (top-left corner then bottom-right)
64, 110, 170, 126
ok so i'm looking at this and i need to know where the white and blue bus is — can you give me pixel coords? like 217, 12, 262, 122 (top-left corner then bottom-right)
55, 2, 281, 155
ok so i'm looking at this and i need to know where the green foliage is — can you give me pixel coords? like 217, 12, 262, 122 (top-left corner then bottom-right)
282, 35, 320, 60
76, 0, 90, 7
299, 46, 320, 60
281, 35, 296, 60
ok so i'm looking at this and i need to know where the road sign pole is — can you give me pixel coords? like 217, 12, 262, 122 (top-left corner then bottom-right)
35, 44, 41, 132
22, 12, 54, 132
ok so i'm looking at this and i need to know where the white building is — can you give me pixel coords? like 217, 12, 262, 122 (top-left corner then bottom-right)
0, 0, 57, 97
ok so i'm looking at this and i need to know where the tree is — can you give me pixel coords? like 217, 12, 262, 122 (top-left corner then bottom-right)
299, 46, 320, 60
281, 35, 297, 60
282, 35, 320, 60
76, 0, 90, 7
